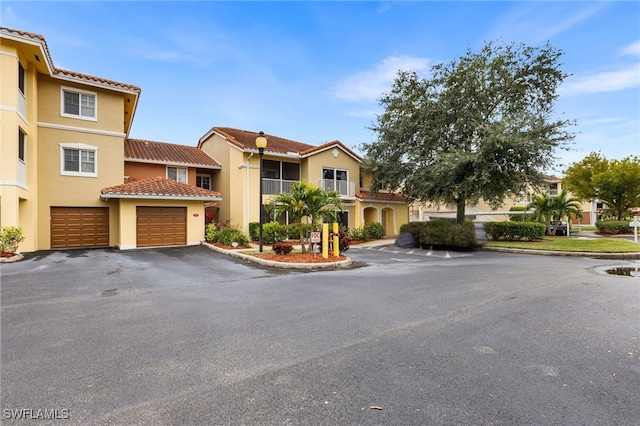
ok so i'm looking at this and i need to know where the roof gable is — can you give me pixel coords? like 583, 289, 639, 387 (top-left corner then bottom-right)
125, 139, 220, 168
200, 127, 316, 156
299, 140, 362, 162
199, 127, 362, 162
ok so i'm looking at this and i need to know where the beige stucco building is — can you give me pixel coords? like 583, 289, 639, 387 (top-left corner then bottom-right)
410, 175, 597, 225
198, 127, 410, 236
1, 27, 221, 252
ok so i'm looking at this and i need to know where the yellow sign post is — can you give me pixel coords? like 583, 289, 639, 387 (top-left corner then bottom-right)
322, 223, 329, 259
333, 223, 339, 257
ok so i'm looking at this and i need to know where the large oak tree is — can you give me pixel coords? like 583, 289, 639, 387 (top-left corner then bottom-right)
563, 152, 640, 220
362, 41, 575, 223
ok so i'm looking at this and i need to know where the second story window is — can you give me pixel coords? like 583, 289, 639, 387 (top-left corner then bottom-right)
196, 174, 211, 190
167, 167, 187, 184
60, 143, 97, 177
61, 87, 97, 120
18, 129, 26, 162
548, 183, 558, 196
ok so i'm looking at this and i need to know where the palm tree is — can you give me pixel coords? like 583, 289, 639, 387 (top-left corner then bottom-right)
267, 181, 344, 253
527, 193, 555, 236
551, 189, 582, 233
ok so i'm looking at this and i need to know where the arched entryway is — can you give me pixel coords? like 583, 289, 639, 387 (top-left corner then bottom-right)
381, 207, 395, 236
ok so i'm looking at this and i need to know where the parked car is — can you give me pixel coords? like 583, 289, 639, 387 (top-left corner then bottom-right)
549, 221, 570, 236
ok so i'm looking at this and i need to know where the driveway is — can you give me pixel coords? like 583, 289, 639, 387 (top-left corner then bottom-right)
2, 246, 639, 425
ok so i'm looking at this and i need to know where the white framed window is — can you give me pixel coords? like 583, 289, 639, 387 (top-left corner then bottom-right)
61, 86, 97, 120
59, 143, 98, 177
196, 174, 211, 190
168, 167, 187, 184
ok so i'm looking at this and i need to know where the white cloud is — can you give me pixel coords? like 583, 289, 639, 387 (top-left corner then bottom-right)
622, 40, 640, 56
562, 63, 640, 95
488, 2, 608, 43
333, 55, 431, 103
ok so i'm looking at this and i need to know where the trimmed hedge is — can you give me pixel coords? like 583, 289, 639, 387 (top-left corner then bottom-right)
399, 220, 477, 250
484, 221, 546, 241
596, 221, 632, 234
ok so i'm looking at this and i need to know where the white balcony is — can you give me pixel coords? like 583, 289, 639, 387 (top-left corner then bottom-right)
263, 178, 298, 195
18, 160, 26, 186
320, 179, 355, 198
18, 90, 26, 118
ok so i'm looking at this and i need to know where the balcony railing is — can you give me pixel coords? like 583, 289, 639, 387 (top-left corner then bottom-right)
18, 160, 26, 186
320, 179, 355, 198
18, 90, 26, 118
263, 178, 298, 195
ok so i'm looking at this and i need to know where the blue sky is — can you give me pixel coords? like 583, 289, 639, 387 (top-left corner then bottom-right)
3, 1, 639, 173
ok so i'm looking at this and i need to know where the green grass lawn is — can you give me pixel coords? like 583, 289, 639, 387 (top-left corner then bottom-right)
486, 236, 640, 253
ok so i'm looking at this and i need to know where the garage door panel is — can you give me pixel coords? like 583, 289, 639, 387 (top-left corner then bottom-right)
51, 207, 109, 249
136, 207, 186, 247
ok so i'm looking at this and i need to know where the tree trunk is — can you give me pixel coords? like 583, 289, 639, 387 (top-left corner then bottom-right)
456, 197, 466, 224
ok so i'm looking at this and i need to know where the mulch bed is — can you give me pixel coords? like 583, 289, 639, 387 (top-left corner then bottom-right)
255, 252, 348, 263
1, 252, 16, 258
208, 242, 349, 263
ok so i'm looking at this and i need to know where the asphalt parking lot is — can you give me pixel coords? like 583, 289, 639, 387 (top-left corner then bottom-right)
1, 245, 639, 425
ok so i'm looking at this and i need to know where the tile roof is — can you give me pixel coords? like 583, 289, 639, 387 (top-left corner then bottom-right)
356, 191, 411, 203
202, 127, 362, 161
208, 127, 316, 155
101, 177, 222, 200
125, 139, 221, 168
299, 140, 362, 162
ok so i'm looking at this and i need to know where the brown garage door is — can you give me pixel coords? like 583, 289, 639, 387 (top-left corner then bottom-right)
136, 207, 186, 248
51, 207, 110, 249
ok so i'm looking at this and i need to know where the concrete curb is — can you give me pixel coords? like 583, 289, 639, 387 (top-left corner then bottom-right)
201, 242, 352, 270
483, 246, 640, 260
0, 253, 24, 263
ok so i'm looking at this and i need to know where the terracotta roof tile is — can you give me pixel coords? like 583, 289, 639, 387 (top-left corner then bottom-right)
56, 68, 140, 92
300, 140, 362, 162
210, 127, 316, 154
125, 139, 221, 168
0, 27, 45, 41
356, 191, 410, 203
101, 177, 222, 200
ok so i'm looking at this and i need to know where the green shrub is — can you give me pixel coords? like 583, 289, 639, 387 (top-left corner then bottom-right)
0, 226, 25, 253
348, 227, 367, 241
400, 220, 477, 250
596, 220, 632, 234
364, 222, 385, 239
285, 223, 301, 240
484, 221, 546, 241
205, 223, 250, 246
249, 222, 260, 241
262, 221, 287, 244
272, 242, 294, 255
508, 206, 528, 222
